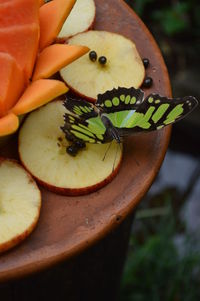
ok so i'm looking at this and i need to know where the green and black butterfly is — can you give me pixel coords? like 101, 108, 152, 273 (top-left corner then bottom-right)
61, 87, 198, 156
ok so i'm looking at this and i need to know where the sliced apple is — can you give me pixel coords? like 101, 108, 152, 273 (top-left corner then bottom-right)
19, 101, 122, 196
0, 158, 41, 254
32, 44, 89, 81
60, 30, 145, 101
58, 0, 96, 39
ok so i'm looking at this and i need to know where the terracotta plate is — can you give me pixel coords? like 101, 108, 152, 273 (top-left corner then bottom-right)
0, 0, 171, 282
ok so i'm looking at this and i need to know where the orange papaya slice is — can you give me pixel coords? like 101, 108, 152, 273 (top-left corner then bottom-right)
39, 0, 76, 50
12, 79, 68, 115
0, 53, 25, 118
33, 44, 89, 81
0, 24, 39, 81
0, 1, 12, 4
0, 0, 39, 28
39, 0, 44, 6
0, 113, 19, 137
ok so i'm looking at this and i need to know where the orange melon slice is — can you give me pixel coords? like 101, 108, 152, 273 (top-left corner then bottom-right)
0, 0, 39, 28
0, 53, 25, 117
12, 79, 68, 115
39, 0, 76, 50
33, 44, 89, 81
0, 113, 19, 137
0, 24, 39, 81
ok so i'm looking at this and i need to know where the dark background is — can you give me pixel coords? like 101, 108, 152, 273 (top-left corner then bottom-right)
126, 0, 200, 155
121, 1, 200, 300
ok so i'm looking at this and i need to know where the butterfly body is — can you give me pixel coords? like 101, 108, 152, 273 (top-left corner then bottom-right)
61, 87, 198, 155
100, 113, 122, 143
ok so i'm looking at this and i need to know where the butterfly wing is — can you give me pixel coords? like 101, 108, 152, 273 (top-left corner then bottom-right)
62, 97, 112, 143
63, 97, 98, 120
111, 94, 198, 136
62, 91, 198, 143
97, 87, 144, 113
62, 112, 112, 144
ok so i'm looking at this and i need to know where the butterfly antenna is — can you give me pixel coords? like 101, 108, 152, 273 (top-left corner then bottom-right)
102, 141, 112, 161
112, 142, 121, 173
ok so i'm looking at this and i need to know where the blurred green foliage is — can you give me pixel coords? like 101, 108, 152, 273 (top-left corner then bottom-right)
125, 0, 200, 129
120, 190, 200, 301
152, 2, 190, 35
126, 0, 200, 37
120, 205, 200, 300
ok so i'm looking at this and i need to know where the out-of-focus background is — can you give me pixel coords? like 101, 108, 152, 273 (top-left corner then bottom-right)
121, 1, 200, 300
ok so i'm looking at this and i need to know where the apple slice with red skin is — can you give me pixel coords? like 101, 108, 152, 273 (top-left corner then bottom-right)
60, 30, 145, 102
58, 0, 96, 40
0, 158, 41, 254
18, 101, 122, 196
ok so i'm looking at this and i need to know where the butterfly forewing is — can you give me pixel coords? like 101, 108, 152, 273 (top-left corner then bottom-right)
63, 97, 98, 120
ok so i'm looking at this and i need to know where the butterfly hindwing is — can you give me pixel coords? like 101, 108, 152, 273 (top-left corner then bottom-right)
62, 113, 112, 144
63, 97, 98, 120
97, 87, 144, 113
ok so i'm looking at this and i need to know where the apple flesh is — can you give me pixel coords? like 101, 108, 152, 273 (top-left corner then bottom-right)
58, 0, 96, 40
60, 30, 145, 101
18, 101, 123, 196
0, 158, 41, 254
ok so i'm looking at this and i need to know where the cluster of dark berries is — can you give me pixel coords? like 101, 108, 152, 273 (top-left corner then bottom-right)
89, 51, 107, 65
142, 58, 153, 88
67, 140, 86, 157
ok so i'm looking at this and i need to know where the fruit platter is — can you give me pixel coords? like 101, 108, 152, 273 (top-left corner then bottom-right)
0, 0, 175, 281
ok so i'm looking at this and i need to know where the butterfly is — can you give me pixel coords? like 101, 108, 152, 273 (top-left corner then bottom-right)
61, 87, 198, 156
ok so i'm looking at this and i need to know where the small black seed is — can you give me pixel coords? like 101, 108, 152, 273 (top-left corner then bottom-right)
143, 58, 149, 69
75, 140, 86, 149
142, 77, 153, 88
67, 145, 78, 157
89, 51, 97, 62
99, 56, 107, 65
58, 137, 63, 142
